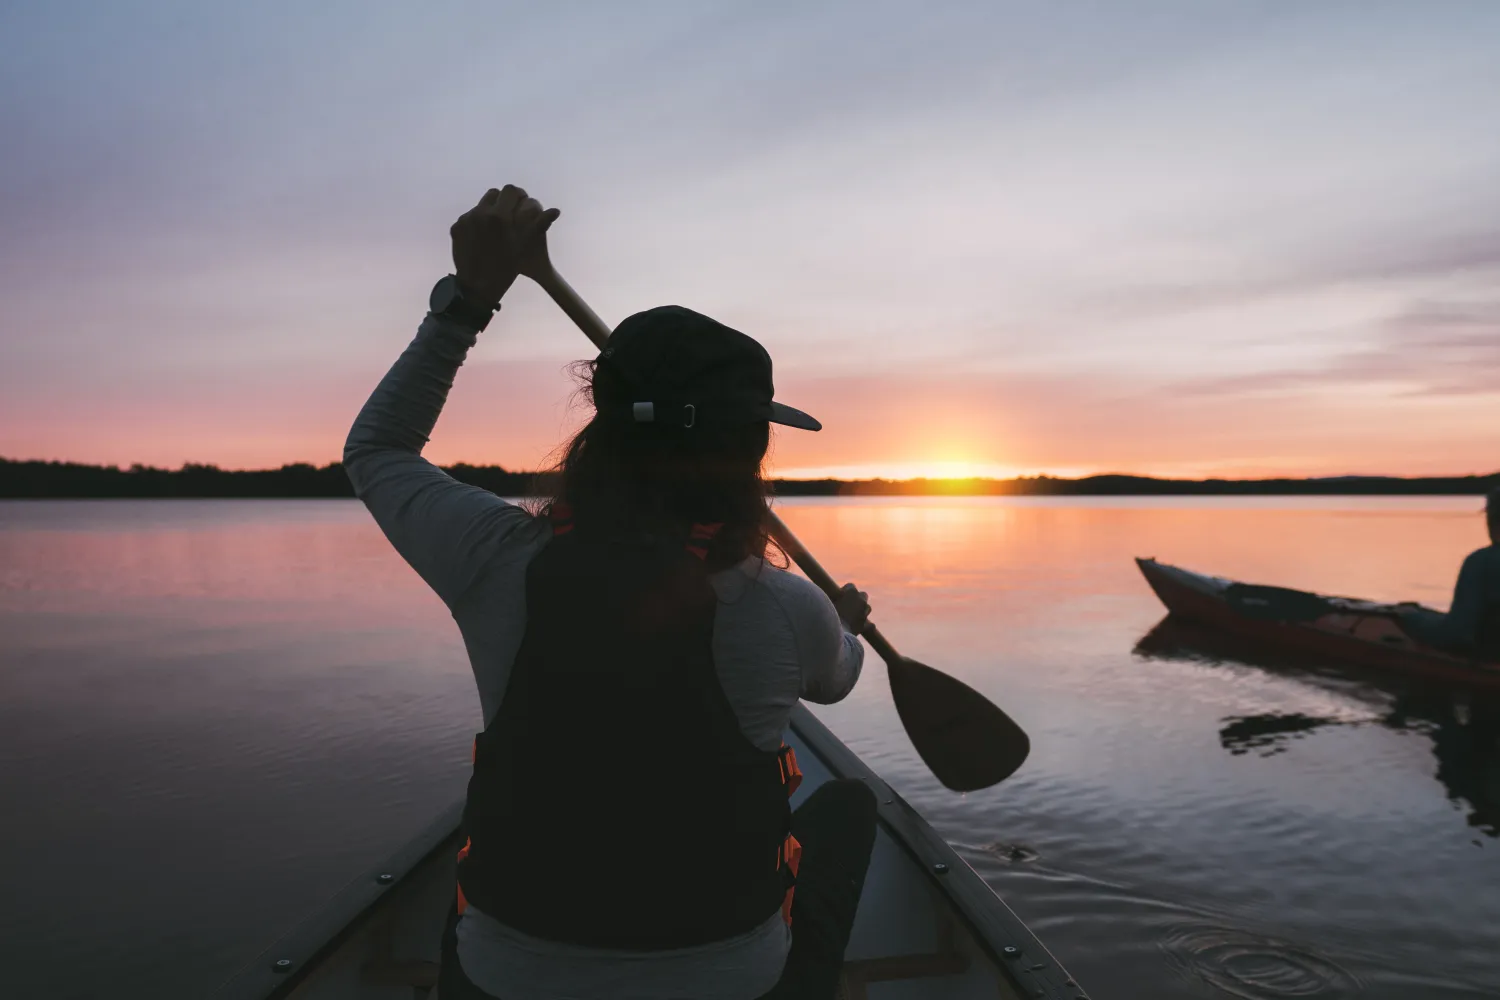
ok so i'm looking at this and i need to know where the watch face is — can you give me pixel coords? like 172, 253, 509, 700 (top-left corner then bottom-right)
430, 275, 460, 314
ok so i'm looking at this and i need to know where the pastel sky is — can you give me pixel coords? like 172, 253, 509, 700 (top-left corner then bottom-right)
2, 1, 1497, 479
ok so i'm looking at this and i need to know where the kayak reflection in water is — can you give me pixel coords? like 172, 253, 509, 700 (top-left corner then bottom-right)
1396, 487, 1500, 657
1217, 697, 1500, 839
1387, 693, 1500, 839
344, 187, 877, 1000
1136, 619, 1500, 837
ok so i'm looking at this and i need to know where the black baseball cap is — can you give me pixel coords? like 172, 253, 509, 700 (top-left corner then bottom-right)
595, 305, 820, 431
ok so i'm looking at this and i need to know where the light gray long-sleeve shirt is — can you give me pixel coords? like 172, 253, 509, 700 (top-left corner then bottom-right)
343, 308, 864, 1000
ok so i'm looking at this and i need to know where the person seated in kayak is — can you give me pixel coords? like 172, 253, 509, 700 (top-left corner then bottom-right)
344, 185, 879, 1000
1398, 487, 1500, 657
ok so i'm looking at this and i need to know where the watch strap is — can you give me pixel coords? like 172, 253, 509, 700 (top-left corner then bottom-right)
432, 275, 498, 331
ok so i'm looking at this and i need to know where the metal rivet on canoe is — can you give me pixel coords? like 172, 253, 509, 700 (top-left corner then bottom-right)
376, 872, 394, 884
932, 862, 949, 874
271, 958, 292, 973
1002, 945, 1021, 959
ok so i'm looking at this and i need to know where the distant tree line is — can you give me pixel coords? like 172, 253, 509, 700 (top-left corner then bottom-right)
2, 457, 1496, 499
772, 473, 1500, 497
0, 459, 540, 499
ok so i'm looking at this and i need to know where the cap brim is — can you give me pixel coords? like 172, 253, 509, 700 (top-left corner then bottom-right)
769, 401, 821, 431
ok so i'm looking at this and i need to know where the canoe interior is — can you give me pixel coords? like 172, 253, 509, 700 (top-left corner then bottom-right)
1137, 557, 1500, 690
213, 705, 1083, 1000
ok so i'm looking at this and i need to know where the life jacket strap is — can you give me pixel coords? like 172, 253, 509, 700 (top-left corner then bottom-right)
685, 521, 725, 561
777, 743, 803, 796
774, 742, 803, 925
547, 508, 722, 553
456, 836, 473, 916
777, 833, 802, 925
548, 502, 575, 536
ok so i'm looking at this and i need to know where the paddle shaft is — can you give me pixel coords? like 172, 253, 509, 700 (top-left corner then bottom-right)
531, 264, 903, 662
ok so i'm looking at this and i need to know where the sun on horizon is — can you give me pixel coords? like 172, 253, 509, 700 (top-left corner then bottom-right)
771, 460, 1065, 482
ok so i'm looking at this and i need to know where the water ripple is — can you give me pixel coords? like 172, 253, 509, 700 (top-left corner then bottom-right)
1160, 924, 1362, 999
978, 840, 1041, 863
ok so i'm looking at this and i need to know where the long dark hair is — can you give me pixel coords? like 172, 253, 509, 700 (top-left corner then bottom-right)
544, 358, 774, 570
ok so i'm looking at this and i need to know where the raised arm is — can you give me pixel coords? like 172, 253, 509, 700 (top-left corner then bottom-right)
343, 187, 560, 607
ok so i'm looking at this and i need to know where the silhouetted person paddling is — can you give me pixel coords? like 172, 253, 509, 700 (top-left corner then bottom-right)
344, 186, 878, 1000
1399, 487, 1500, 658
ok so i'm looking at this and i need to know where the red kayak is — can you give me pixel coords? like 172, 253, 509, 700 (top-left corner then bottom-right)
1136, 557, 1500, 691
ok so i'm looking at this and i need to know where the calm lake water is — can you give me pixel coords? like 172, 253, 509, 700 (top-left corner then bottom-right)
2, 497, 1498, 999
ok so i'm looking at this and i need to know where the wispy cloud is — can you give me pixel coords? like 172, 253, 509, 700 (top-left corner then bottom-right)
2, 1, 1498, 476
1173, 295, 1500, 399
1066, 228, 1500, 326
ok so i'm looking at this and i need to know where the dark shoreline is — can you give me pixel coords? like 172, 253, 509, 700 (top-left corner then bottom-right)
3, 457, 1496, 499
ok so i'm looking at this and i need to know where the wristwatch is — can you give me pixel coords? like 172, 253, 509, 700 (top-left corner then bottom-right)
429, 274, 498, 331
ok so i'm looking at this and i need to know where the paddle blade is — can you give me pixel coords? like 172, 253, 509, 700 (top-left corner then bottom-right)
887, 657, 1031, 792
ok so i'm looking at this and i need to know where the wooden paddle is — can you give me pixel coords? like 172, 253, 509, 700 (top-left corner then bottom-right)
529, 263, 1031, 792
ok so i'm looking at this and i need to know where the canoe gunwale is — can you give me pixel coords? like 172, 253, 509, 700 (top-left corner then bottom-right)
788, 704, 1082, 1000
211, 800, 465, 1000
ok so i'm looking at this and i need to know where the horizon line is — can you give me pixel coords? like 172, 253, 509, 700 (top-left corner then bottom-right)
4, 455, 1497, 485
